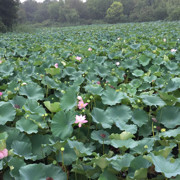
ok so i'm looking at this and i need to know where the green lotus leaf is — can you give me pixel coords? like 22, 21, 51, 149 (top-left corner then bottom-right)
11, 140, 35, 160
8, 157, 26, 179
107, 105, 132, 123
149, 153, 180, 178
60, 86, 78, 111
10, 95, 27, 109
163, 80, 180, 92
30, 134, 52, 160
98, 169, 117, 180
143, 75, 157, 83
56, 143, 77, 166
51, 111, 75, 140
132, 69, 144, 77
102, 87, 124, 106
44, 101, 61, 113
115, 120, 137, 134
130, 79, 142, 88
0, 102, 16, 125
19, 83, 44, 100
157, 106, 180, 128
111, 154, 135, 171
131, 109, 148, 127
45, 68, 60, 75
172, 175, 180, 180
73, 76, 84, 86
95, 66, 110, 78
0, 132, 8, 150
95, 56, 107, 64
110, 132, 135, 140
17, 49, 28, 57
16, 117, 38, 134
111, 139, 137, 149
68, 140, 95, 157
3, 170, 12, 180
84, 84, 103, 95
138, 82, 150, 91
91, 130, 110, 144
23, 99, 46, 116
0, 161, 3, 171
91, 108, 113, 129
27, 114, 47, 129
159, 127, 180, 138
42, 76, 59, 89
19, 163, 67, 180
130, 44, 141, 50
63, 67, 76, 76
141, 94, 166, 107
159, 92, 178, 105
131, 138, 155, 154
166, 61, 178, 70
128, 156, 151, 178
154, 143, 176, 159
139, 54, 151, 66
138, 119, 152, 137
93, 157, 110, 170
122, 59, 138, 69
134, 168, 148, 179
0, 62, 14, 77
70, 71, 84, 81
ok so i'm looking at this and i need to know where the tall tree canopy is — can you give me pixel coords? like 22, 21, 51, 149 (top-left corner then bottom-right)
0, 0, 19, 29
13, 0, 180, 27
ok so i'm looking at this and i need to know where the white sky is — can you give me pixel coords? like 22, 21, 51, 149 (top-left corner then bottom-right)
20, 0, 86, 2
20, 0, 44, 3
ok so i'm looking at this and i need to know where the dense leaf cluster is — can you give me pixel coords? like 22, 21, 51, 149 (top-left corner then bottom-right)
0, 21, 179, 179
18, 0, 180, 25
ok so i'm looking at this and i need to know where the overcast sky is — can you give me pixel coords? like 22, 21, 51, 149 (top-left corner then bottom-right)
20, 0, 44, 2
20, 0, 86, 2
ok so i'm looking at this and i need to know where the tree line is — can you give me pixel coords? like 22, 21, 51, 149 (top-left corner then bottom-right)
0, 0, 180, 32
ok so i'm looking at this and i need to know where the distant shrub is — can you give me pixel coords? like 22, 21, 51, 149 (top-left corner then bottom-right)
168, 8, 180, 20
0, 19, 7, 33
12, 24, 36, 33
153, 8, 168, 20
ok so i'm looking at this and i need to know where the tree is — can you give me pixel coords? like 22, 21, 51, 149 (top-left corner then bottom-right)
22, 0, 38, 22
86, 0, 115, 19
0, 0, 19, 29
105, 1, 124, 23
48, 1, 60, 21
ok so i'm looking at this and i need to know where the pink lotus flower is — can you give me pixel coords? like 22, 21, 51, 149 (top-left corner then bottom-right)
171, 49, 177, 53
78, 100, 88, 109
76, 56, 82, 61
1, 149, 8, 157
0, 92, 2, 96
0, 148, 8, 159
0, 60, 2, 64
116, 62, 120, 66
163, 38, 166, 42
97, 81, 101, 85
0, 152, 4, 159
75, 115, 88, 127
88, 48, 92, 51
77, 96, 82, 101
54, 63, 58, 68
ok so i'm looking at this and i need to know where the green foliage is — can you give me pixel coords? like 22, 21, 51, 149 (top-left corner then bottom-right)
0, 19, 7, 33
16, 0, 180, 26
105, 1, 124, 23
0, 22, 179, 179
0, 0, 19, 29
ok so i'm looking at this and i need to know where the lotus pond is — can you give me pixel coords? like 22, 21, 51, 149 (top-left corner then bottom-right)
0, 21, 180, 180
